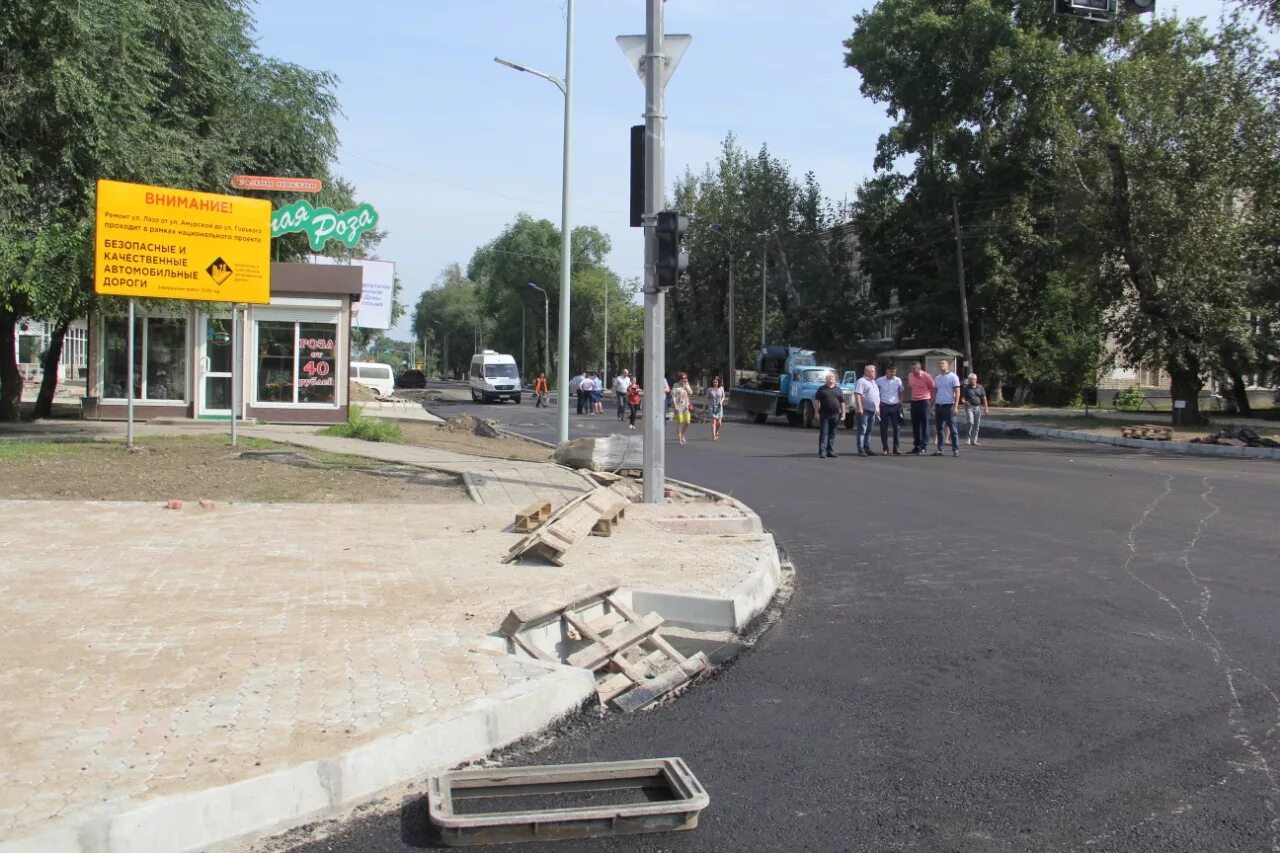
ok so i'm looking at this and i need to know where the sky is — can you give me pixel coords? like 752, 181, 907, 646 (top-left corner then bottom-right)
251, 0, 1236, 339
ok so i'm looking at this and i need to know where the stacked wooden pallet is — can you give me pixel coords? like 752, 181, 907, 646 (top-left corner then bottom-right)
503, 487, 630, 566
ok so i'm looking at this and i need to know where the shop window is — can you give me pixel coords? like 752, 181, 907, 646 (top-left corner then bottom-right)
255, 319, 338, 405
103, 317, 187, 400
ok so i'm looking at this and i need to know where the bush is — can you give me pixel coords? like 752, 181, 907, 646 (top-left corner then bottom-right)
319, 405, 402, 442
1114, 386, 1146, 411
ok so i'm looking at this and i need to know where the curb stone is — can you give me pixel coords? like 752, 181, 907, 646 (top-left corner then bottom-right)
984, 420, 1280, 461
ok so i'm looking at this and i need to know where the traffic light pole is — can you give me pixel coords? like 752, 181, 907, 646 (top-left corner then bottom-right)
641, 0, 665, 504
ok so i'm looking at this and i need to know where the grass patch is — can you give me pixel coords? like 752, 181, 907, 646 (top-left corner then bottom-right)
0, 440, 95, 461
318, 405, 402, 443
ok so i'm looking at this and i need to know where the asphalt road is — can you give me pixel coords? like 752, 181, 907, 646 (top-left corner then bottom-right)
290, 390, 1280, 852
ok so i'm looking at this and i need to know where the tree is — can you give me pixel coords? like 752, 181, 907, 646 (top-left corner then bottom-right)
413, 264, 483, 379
0, 0, 356, 420
670, 136, 875, 380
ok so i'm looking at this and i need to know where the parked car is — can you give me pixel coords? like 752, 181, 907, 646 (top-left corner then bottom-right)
469, 351, 521, 403
350, 361, 395, 397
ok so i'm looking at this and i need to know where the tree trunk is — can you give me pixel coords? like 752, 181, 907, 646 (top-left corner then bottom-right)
0, 308, 23, 422
33, 319, 71, 420
1168, 362, 1204, 427
1226, 367, 1253, 417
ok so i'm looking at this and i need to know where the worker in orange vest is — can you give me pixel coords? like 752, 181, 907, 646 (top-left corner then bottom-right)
533, 372, 549, 408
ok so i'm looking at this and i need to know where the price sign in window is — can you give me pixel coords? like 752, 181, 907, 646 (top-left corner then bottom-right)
298, 323, 337, 403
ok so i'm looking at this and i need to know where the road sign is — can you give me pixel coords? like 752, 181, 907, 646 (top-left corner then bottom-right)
94, 179, 272, 304
230, 175, 323, 193
616, 34, 691, 88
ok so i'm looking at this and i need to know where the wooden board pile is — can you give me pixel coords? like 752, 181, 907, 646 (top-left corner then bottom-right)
503, 487, 629, 566
500, 584, 709, 713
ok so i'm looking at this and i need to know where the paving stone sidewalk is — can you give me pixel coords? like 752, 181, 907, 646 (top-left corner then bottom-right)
0, 433, 779, 852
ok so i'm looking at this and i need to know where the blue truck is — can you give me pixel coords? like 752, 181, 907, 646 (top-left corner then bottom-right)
732, 345, 856, 428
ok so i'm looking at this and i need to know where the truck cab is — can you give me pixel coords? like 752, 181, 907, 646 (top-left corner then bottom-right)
734, 346, 850, 427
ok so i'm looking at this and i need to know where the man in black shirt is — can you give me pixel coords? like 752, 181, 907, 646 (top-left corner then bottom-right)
813, 371, 847, 458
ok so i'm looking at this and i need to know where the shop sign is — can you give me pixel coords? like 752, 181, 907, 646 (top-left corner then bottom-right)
94, 179, 271, 304
230, 175, 323, 193
298, 335, 336, 393
309, 256, 395, 330
271, 199, 379, 251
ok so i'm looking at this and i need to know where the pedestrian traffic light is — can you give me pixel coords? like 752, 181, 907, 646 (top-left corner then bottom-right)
655, 211, 689, 290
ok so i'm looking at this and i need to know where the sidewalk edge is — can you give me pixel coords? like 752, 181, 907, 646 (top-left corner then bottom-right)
984, 420, 1280, 461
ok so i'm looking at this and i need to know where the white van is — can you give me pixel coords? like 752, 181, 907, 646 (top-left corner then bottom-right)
469, 351, 521, 403
350, 362, 395, 397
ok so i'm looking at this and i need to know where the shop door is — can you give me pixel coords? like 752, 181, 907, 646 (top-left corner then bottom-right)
198, 314, 234, 417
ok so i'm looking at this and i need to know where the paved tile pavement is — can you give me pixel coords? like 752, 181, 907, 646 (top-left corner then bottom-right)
0, 496, 776, 846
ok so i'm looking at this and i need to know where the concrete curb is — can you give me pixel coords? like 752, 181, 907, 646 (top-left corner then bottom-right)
631, 542, 783, 633
0, 662, 596, 853
984, 420, 1280, 461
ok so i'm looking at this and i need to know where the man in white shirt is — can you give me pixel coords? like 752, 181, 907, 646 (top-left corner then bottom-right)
613, 370, 632, 421
932, 359, 962, 456
875, 363, 904, 455
853, 363, 881, 457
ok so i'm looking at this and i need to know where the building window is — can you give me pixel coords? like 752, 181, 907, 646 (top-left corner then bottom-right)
255, 318, 338, 405
103, 317, 187, 400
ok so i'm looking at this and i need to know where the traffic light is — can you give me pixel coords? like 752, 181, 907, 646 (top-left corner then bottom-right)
655, 211, 689, 290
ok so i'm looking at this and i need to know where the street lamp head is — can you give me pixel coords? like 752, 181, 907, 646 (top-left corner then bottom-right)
709, 223, 725, 233
494, 56, 529, 73
527, 282, 545, 293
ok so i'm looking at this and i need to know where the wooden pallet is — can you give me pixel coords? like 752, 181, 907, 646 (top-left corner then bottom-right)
590, 499, 626, 537
1121, 424, 1173, 441
513, 499, 553, 532
500, 584, 709, 711
503, 487, 628, 565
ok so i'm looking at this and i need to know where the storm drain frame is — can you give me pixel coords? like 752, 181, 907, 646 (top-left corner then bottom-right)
427, 757, 710, 846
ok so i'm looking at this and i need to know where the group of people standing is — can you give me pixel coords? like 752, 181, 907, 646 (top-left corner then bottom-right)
813, 358, 990, 459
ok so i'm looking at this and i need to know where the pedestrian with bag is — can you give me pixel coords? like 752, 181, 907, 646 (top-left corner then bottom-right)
932, 358, 962, 457
671, 373, 693, 445
814, 371, 847, 459
876, 363, 904, 455
854, 364, 880, 457
963, 372, 990, 446
706, 376, 726, 441
907, 361, 935, 454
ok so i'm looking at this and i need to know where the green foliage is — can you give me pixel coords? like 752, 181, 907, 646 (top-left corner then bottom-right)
319, 406, 402, 443
843, 1, 1279, 414
1114, 386, 1146, 411
671, 135, 876, 377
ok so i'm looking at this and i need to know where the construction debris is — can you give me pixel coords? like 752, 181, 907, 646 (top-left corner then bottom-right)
500, 583, 709, 711
442, 413, 502, 439
554, 435, 643, 472
1191, 425, 1280, 448
503, 488, 628, 566
427, 757, 709, 846
1121, 424, 1173, 441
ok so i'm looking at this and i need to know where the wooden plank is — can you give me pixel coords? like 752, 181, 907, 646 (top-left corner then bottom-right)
500, 582, 622, 635
611, 653, 709, 713
567, 612, 664, 670
604, 594, 686, 663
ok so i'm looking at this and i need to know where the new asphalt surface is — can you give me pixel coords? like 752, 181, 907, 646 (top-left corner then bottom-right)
287, 390, 1280, 852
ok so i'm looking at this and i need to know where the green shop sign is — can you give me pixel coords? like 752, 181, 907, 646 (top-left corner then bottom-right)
271, 199, 379, 250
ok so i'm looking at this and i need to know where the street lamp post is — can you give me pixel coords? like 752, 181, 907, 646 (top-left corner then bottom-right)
760, 231, 768, 349
709, 224, 736, 388
495, 0, 574, 444
527, 282, 550, 386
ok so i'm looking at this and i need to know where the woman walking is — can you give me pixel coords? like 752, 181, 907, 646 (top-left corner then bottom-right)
706, 376, 726, 441
671, 372, 693, 445
626, 381, 643, 430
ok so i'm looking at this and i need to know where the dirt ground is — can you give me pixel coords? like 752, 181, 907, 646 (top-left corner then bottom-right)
0, 436, 467, 503
393, 419, 554, 462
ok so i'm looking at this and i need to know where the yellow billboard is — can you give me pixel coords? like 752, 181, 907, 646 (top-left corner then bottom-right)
94, 179, 272, 304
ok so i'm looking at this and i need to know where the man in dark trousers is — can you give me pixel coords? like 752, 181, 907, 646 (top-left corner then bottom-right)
813, 371, 847, 459
906, 361, 935, 454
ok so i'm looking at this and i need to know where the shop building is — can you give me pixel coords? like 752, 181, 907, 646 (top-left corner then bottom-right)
83, 262, 362, 424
